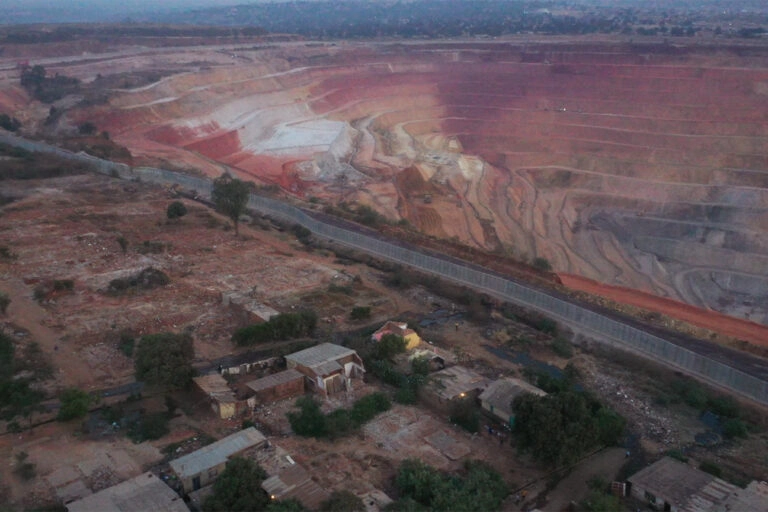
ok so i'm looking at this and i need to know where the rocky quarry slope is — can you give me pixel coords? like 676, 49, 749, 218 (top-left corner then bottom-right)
7, 39, 768, 327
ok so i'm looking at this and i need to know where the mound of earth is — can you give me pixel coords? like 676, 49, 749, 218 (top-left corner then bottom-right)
4, 38, 768, 327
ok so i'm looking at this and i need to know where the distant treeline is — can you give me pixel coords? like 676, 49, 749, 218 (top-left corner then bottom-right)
1, 25, 266, 45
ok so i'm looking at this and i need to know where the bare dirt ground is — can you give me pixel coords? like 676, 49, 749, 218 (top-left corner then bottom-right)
0, 173, 412, 392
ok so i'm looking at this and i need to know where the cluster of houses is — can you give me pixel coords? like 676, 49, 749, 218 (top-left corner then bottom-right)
192, 320, 546, 429
62, 319, 768, 512
66, 427, 333, 512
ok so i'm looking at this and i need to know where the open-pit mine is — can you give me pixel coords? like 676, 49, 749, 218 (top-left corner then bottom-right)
4, 37, 768, 332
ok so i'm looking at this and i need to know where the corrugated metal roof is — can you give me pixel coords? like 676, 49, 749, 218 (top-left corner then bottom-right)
425, 366, 489, 400
628, 457, 720, 510
262, 464, 330, 510
246, 369, 304, 393
285, 343, 356, 369
66, 472, 188, 512
168, 428, 266, 480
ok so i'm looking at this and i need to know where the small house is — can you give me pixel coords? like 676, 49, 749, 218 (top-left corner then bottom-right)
193, 373, 241, 420
627, 457, 768, 512
285, 343, 365, 396
246, 369, 305, 404
66, 472, 188, 512
371, 321, 421, 350
261, 464, 330, 510
479, 378, 546, 427
419, 366, 489, 411
169, 427, 267, 494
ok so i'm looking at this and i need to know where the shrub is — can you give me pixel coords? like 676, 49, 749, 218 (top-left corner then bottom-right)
128, 412, 170, 442
78, 121, 97, 135
535, 318, 557, 335
551, 337, 573, 358
707, 396, 740, 419
287, 396, 328, 438
52, 279, 74, 292
118, 332, 135, 357
722, 418, 749, 439
350, 306, 371, 321
166, 201, 188, 219
699, 461, 723, 478
0, 114, 21, 132
288, 393, 390, 439
373, 333, 407, 360
232, 311, 317, 346
0, 292, 9, 315
13, 452, 36, 481
532, 257, 552, 272
57, 388, 93, 421
116, 236, 129, 254
665, 449, 688, 462
134, 332, 195, 389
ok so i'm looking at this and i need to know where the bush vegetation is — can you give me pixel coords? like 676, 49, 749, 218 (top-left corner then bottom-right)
512, 390, 625, 467
288, 393, 390, 440
0, 114, 21, 132
13, 452, 36, 481
20, 65, 81, 103
166, 201, 188, 220
57, 388, 93, 421
203, 457, 269, 512
349, 306, 371, 321
127, 411, 171, 442
232, 311, 317, 346
0, 332, 46, 423
134, 332, 195, 389
0, 292, 9, 315
390, 459, 508, 511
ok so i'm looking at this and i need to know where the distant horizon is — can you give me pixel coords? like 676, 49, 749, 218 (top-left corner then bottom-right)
1, 0, 765, 26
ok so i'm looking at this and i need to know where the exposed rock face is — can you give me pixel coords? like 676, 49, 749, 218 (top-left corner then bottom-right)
37, 41, 768, 325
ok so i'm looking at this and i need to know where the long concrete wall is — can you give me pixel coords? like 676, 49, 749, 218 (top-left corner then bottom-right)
2, 132, 767, 405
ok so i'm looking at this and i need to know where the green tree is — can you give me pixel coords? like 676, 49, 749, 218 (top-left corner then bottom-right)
373, 333, 407, 360
287, 396, 328, 438
166, 201, 188, 220
212, 174, 250, 236
203, 457, 269, 512
512, 391, 625, 467
57, 388, 93, 421
78, 121, 97, 135
349, 306, 371, 321
320, 490, 365, 512
134, 332, 195, 389
116, 236, 128, 255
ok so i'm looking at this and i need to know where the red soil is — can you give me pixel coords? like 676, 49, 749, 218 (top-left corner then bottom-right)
559, 273, 768, 347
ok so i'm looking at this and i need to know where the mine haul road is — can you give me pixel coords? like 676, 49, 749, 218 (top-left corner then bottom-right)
1, 132, 767, 407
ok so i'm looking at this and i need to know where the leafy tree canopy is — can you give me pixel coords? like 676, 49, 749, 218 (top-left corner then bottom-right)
134, 332, 195, 389
392, 459, 508, 511
57, 388, 93, 421
203, 457, 269, 512
512, 390, 625, 467
166, 201, 188, 220
212, 174, 250, 235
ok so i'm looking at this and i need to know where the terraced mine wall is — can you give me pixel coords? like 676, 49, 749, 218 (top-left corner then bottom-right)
2, 132, 767, 406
